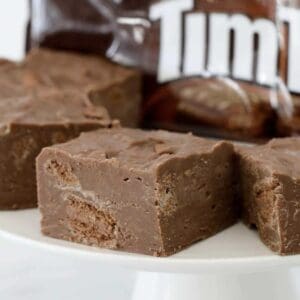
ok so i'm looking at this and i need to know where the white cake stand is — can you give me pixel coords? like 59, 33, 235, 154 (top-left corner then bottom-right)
0, 209, 299, 300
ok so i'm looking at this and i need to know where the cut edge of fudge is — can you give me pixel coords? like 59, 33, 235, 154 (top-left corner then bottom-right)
37, 128, 238, 256
235, 138, 300, 255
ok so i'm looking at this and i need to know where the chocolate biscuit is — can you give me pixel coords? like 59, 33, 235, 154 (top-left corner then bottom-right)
144, 78, 275, 138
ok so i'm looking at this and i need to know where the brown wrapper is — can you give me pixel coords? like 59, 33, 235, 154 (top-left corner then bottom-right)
28, 0, 293, 141
277, 0, 300, 135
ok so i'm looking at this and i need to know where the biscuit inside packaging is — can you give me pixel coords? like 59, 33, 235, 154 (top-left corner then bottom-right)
28, 0, 300, 141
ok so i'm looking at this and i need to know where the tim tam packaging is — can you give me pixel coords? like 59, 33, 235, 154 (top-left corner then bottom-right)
28, 0, 300, 141
278, 0, 300, 136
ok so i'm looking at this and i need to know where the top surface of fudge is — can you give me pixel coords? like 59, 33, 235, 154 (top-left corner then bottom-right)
0, 61, 33, 98
0, 58, 56, 97
0, 48, 139, 97
48, 128, 226, 171
0, 90, 111, 127
238, 138, 300, 178
23, 48, 139, 91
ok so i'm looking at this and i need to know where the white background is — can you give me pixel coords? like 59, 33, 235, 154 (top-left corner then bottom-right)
0, 0, 28, 61
1, 1, 300, 299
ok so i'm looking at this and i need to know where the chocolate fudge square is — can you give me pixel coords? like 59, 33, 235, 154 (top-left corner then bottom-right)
37, 128, 237, 256
236, 138, 300, 255
24, 49, 141, 127
0, 90, 114, 210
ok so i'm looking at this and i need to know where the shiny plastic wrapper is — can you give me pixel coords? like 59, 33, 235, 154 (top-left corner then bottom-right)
28, 0, 300, 141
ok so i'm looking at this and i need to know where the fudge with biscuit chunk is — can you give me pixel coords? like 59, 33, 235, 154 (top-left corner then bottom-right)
37, 128, 237, 256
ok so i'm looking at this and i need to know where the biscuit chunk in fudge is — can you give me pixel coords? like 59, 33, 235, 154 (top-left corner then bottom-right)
37, 128, 237, 256
0, 90, 113, 209
236, 138, 300, 255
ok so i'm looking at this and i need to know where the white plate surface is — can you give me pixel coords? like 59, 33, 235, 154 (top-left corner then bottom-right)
0, 209, 300, 274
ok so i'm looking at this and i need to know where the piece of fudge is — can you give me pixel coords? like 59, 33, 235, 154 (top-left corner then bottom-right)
0, 90, 114, 210
23, 49, 141, 127
37, 128, 237, 256
236, 138, 300, 255
0, 56, 63, 97
144, 78, 275, 139
0, 61, 34, 98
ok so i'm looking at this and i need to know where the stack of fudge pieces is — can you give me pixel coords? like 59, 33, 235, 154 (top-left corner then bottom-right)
0, 48, 140, 209
1, 48, 300, 257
